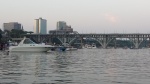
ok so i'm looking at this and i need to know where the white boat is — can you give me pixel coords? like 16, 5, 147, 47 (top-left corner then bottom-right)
85, 44, 97, 49
66, 47, 78, 51
8, 37, 54, 52
91, 44, 97, 49
86, 45, 92, 49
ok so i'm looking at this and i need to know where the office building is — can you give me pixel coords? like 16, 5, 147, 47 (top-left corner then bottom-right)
57, 21, 67, 30
3, 22, 22, 31
34, 17, 47, 34
49, 21, 73, 34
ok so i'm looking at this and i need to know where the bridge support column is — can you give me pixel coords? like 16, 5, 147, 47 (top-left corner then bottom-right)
62, 38, 68, 46
129, 38, 140, 49
48, 38, 52, 44
80, 37, 83, 48
149, 38, 150, 47
57, 37, 78, 46
135, 39, 139, 49
129, 37, 146, 49
114, 38, 117, 49
38, 35, 41, 43
64, 38, 67, 43
103, 38, 107, 49
96, 35, 114, 49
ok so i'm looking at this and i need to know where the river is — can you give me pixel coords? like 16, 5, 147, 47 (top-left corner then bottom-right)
0, 49, 150, 84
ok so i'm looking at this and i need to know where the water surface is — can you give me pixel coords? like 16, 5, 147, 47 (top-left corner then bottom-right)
0, 49, 150, 84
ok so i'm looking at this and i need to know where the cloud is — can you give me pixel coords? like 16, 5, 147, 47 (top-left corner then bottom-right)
104, 13, 118, 23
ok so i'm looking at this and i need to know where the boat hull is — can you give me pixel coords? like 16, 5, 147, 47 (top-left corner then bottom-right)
66, 48, 77, 51
9, 46, 52, 52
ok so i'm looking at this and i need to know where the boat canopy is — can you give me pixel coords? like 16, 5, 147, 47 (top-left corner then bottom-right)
23, 38, 36, 44
18, 37, 36, 46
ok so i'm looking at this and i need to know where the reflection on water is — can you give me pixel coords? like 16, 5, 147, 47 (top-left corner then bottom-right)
0, 49, 150, 84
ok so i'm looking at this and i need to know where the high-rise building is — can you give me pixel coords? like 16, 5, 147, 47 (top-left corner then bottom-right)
49, 21, 73, 34
3, 22, 22, 31
34, 17, 47, 34
57, 21, 67, 30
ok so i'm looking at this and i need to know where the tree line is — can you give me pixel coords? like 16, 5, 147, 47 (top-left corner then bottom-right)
0, 29, 33, 43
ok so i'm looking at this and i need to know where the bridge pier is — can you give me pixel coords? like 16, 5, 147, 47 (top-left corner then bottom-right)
129, 37, 147, 49
114, 38, 117, 49
135, 39, 139, 49
57, 37, 78, 46
102, 38, 107, 49
129, 38, 140, 49
38, 35, 41, 43
96, 35, 114, 49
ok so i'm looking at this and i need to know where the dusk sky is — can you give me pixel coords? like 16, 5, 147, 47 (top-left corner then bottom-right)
0, 0, 150, 33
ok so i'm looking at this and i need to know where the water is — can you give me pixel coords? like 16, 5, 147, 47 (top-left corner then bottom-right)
0, 49, 150, 84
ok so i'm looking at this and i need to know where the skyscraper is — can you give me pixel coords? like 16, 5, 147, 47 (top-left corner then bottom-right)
57, 21, 67, 30
3, 22, 22, 31
49, 21, 73, 34
34, 17, 47, 34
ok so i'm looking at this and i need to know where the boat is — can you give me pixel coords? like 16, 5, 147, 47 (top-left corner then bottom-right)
91, 43, 97, 49
86, 45, 92, 49
51, 46, 66, 51
85, 43, 97, 49
66, 47, 78, 51
8, 37, 55, 52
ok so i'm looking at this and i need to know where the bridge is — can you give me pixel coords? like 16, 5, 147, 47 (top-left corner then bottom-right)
24, 33, 150, 49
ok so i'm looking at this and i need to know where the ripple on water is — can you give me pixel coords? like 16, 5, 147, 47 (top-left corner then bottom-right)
0, 49, 150, 84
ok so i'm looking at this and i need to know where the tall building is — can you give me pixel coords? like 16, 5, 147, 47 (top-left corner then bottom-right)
57, 21, 67, 30
49, 21, 73, 34
3, 22, 22, 31
34, 17, 47, 34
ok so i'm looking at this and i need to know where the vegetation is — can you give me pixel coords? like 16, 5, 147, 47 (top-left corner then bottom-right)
0, 29, 2, 43
0, 29, 33, 43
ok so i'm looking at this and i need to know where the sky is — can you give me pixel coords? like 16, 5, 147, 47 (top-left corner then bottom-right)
0, 0, 150, 33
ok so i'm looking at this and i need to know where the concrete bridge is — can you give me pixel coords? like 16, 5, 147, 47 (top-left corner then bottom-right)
24, 33, 150, 49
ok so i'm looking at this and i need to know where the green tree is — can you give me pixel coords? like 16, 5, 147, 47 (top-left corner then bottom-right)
11, 29, 27, 38
0, 29, 2, 43
0, 29, 2, 34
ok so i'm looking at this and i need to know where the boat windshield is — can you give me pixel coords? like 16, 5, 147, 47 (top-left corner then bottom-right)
23, 38, 36, 44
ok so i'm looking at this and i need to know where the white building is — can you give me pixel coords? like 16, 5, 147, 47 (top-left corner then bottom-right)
34, 17, 47, 34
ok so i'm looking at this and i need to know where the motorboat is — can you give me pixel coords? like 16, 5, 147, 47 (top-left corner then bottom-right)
86, 45, 92, 49
8, 37, 55, 52
91, 43, 97, 49
66, 47, 78, 51
50, 46, 66, 51
85, 44, 97, 49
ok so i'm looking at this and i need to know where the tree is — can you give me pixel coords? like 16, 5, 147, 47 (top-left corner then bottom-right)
0, 33, 2, 43
27, 31, 34, 34
0, 29, 2, 34
10, 29, 28, 38
0, 29, 3, 43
